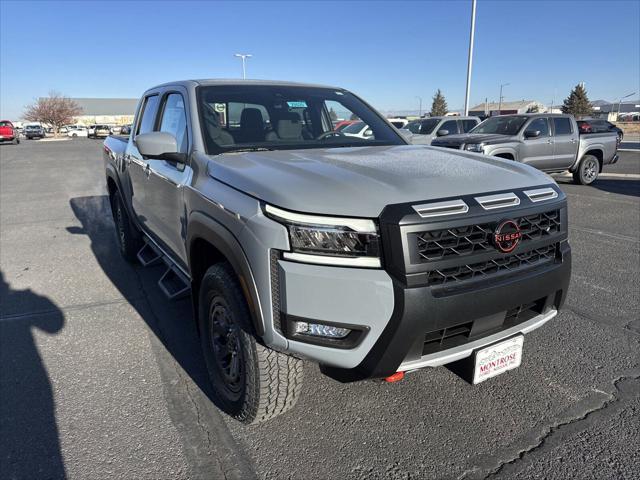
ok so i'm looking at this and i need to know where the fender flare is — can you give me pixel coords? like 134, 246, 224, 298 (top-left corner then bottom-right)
488, 147, 518, 160
187, 211, 265, 337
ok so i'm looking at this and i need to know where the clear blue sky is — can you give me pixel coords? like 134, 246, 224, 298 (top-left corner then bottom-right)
1, 0, 638, 119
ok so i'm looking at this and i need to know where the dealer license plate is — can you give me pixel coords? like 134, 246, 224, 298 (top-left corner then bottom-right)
473, 335, 524, 384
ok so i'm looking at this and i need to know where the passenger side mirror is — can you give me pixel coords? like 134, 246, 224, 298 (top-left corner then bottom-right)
364, 129, 373, 137
524, 130, 541, 139
436, 129, 449, 137
135, 131, 186, 164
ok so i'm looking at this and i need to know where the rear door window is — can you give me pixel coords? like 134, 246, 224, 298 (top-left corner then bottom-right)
552, 117, 573, 135
137, 95, 160, 135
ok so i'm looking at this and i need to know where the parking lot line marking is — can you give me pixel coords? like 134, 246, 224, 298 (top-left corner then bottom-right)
569, 225, 640, 243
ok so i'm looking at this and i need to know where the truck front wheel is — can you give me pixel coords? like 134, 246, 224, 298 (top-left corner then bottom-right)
573, 154, 599, 185
199, 263, 303, 424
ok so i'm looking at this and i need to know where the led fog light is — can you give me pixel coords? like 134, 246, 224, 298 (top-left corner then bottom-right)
294, 321, 351, 339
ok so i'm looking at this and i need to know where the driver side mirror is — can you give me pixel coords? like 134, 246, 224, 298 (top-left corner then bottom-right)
436, 129, 449, 137
135, 131, 186, 164
364, 129, 373, 137
524, 130, 541, 139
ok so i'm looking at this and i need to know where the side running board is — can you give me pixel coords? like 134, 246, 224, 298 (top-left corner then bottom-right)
136, 239, 191, 301
137, 241, 162, 266
158, 266, 190, 300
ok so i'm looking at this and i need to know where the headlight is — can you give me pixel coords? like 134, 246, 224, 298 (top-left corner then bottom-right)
264, 204, 381, 268
464, 143, 484, 153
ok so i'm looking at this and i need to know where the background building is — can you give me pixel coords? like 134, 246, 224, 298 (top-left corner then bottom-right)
469, 100, 545, 117
69, 98, 138, 125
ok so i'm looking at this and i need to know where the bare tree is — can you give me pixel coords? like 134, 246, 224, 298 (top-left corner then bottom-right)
23, 92, 82, 137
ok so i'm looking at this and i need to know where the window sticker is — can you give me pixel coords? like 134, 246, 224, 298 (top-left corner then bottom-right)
286, 101, 308, 108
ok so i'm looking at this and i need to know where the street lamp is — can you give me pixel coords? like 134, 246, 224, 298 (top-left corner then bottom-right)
415, 96, 423, 117
463, 0, 477, 116
234, 53, 252, 79
498, 82, 510, 114
616, 92, 636, 119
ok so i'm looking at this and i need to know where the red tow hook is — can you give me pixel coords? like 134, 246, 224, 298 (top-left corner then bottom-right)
384, 371, 405, 383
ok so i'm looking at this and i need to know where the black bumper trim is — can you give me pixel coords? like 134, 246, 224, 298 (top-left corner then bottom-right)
321, 243, 571, 382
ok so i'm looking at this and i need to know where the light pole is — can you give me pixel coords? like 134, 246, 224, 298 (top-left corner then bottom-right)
616, 92, 635, 120
234, 53, 252, 79
498, 82, 510, 115
463, 0, 477, 116
415, 96, 423, 117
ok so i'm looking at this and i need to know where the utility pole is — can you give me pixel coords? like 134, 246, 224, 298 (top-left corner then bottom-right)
234, 53, 252, 79
463, 0, 477, 116
415, 96, 423, 117
616, 92, 636, 120
498, 82, 509, 115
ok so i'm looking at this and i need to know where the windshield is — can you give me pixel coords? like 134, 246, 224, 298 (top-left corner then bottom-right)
470, 116, 528, 135
26, 125, 40, 130
198, 85, 404, 154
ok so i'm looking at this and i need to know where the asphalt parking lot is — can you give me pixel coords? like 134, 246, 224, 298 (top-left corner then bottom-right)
1, 138, 639, 480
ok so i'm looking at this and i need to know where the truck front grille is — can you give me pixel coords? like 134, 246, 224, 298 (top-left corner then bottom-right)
426, 244, 557, 286
415, 210, 560, 262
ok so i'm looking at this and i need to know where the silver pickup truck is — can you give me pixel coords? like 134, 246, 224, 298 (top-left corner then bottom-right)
431, 114, 618, 185
104, 80, 571, 423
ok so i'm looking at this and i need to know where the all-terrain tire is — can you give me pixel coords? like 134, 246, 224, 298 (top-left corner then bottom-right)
110, 191, 142, 262
199, 263, 303, 424
572, 154, 599, 185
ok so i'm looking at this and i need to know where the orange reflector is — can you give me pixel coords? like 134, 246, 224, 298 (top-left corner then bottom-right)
384, 371, 405, 383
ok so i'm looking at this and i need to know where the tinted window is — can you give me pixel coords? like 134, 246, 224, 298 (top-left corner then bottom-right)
525, 118, 549, 137
470, 116, 528, 135
159, 93, 188, 153
198, 85, 403, 154
440, 120, 459, 135
137, 95, 160, 135
406, 121, 421, 134
418, 119, 439, 134
461, 119, 478, 132
553, 117, 572, 135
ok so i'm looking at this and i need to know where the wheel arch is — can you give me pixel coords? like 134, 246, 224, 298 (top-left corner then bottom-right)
187, 212, 265, 338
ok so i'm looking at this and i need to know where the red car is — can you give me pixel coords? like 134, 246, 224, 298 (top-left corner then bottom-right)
0, 120, 20, 145
334, 120, 358, 131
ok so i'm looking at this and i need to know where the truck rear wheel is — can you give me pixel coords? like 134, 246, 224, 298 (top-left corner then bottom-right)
573, 154, 599, 185
111, 191, 142, 262
199, 263, 303, 424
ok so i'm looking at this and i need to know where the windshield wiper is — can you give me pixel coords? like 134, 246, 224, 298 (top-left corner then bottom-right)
225, 147, 274, 154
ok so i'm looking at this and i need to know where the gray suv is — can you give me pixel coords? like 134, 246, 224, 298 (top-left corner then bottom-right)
104, 80, 571, 423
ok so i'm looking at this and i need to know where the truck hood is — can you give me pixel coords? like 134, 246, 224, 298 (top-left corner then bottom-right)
206, 145, 552, 217
432, 133, 513, 146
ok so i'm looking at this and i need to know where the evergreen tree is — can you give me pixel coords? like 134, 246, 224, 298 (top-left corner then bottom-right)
430, 89, 448, 116
329, 107, 338, 121
561, 84, 593, 117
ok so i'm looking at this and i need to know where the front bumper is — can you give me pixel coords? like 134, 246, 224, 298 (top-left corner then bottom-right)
321, 242, 570, 382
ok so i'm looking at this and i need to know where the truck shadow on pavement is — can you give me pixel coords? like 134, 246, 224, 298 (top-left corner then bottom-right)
0, 272, 67, 480
66, 195, 219, 408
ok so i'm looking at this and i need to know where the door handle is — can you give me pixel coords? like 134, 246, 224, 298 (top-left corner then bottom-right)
547, 140, 554, 144
570, 139, 577, 144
